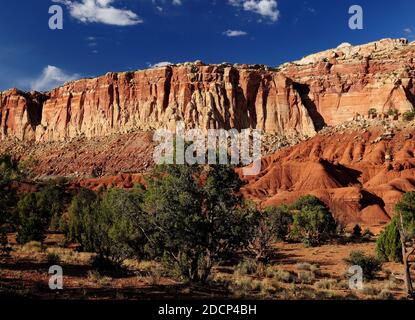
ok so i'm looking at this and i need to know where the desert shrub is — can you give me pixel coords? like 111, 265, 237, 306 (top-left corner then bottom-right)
266, 205, 293, 241
16, 182, 69, 244
0, 227, 11, 256
47, 253, 61, 265
296, 262, 312, 271
290, 195, 337, 246
297, 270, 316, 284
246, 205, 292, 262
20, 241, 43, 253
67, 187, 147, 266
315, 278, 337, 290
0, 155, 21, 227
40, 181, 70, 231
260, 278, 280, 296
377, 288, 394, 300
90, 255, 125, 273
361, 284, 379, 296
376, 192, 415, 264
235, 258, 258, 276
265, 267, 293, 283
16, 193, 47, 244
368, 108, 378, 118
245, 207, 275, 263
352, 224, 362, 237
387, 108, 398, 117
67, 188, 98, 250
231, 276, 256, 297
403, 110, 415, 121
87, 270, 112, 286
376, 217, 402, 262
362, 228, 374, 241
142, 164, 255, 283
344, 250, 382, 280
395, 192, 415, 240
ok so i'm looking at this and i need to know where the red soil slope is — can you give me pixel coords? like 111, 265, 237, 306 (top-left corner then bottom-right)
239, 124, 415, 226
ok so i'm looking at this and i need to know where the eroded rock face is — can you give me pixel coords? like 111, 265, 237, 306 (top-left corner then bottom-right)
2, 38, 415, 142
281, 38, 415, 127
0, 65, 316, 141
239, 124, 415, 226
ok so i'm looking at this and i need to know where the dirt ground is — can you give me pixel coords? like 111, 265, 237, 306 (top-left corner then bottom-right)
0, 233, 410, 300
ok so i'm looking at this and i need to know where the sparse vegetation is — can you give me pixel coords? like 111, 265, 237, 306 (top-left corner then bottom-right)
290, 195, 337, 246
46, 252, 61, 265
297, 270, 315, 284
344, 250, 382, 280
16, 182, 68, 244
368, 108, 378, 118
387, 108, 399, 117
352, 224, 362, 238
0, 157, 410, 300
235, 258, 259, 276
403, 110, 415, 121
0, 227, 11, 256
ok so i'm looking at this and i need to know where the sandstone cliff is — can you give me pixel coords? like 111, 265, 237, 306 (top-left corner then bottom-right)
0, 65, 316, 141
1, 38, 414, 142
281, 38, 415, 128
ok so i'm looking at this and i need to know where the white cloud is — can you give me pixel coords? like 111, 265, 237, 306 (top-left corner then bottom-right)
54, 0, 142, 26
404, 28, 413, 34
223, 30, 248, 37
148, 61, 173, 68
172, 0, 182, 5
229, 0, 280, 22
30, 66, 80, 92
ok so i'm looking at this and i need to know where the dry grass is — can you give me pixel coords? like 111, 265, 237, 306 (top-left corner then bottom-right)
297, 270, 316, 284
87, 270, 112, 286
19, 241, 43, 253
315, 278, 338, 290
265, 266, 293, 283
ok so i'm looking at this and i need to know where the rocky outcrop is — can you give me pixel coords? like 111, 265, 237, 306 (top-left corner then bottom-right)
281, 38, 415, 127
0, 65, 316, 141
2, 38, 414, 142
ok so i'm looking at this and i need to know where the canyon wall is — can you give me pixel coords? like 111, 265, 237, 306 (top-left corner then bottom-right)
281, 38, 415, 127
1, 38, 415, 142
0, 64, 316, 141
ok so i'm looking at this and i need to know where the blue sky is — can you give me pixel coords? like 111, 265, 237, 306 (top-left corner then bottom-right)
1, 0, 414, 91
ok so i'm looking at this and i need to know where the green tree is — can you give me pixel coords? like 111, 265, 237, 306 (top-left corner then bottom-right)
395, 192, 415, 239
16, 193, 47, 244
0, 154, 20, 227
143, 164, 254, 283
16, 181, 68, 244
290, 195, 337, 246
376, 216, 402, 262
394, 192, 415, 297
67, 187, 147, 265
246, 205, 293, 262
267, 205, 293, 241
67, 188, 98, 252
38, 181, 69, 231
